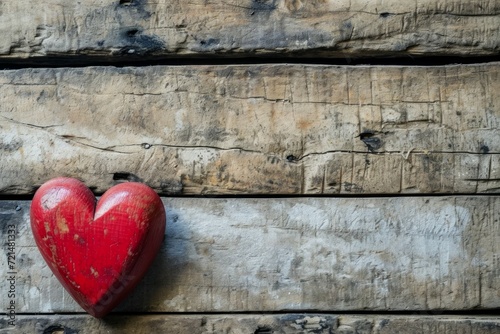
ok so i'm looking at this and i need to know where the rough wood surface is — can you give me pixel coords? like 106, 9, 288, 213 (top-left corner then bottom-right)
2, 314, 500, 334
1, 0, 500, 60
1, 64, 500, 195
1, 197, 499, 312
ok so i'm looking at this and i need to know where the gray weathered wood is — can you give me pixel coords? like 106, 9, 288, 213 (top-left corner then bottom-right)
2, 314, 500, 334
1, 64, 500, 195
1, 197, 499, 312
1, 0, 500, 60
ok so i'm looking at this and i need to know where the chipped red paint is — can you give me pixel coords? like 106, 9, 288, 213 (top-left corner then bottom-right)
30, 178, 166, 318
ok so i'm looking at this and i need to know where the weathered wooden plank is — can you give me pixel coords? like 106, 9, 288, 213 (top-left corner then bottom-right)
1, 64, 500, 194
1, 0, 500, 59
2, 314, 500, 334
1, 197, 499, 312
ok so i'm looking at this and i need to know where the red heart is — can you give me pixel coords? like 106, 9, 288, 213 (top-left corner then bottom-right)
30, 177, 166, 317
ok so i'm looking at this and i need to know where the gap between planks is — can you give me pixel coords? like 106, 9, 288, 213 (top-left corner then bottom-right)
0, 56, 500, 69
11, 309, 500, 316
3, 192, 500, 201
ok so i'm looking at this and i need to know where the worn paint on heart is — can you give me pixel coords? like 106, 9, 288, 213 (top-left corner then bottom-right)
30, 178, 166, 317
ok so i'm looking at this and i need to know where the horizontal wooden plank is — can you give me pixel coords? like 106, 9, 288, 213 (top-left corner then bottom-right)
2, 314, 500, 334
1, 64, 500, 194
1, 197, 499, 312
1, 0, 500, 59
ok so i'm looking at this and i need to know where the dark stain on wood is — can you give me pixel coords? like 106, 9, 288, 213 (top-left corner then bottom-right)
160, 180, 184, 195
250, 0, 277, 13
0, 138, 23, 152
116, 0, 150, 17
119, 29, 165, 55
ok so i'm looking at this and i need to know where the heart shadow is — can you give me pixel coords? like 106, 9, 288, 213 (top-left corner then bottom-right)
110, 204, 192, 314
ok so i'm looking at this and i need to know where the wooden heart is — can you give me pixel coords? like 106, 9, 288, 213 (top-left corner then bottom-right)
30, 177, 166, 317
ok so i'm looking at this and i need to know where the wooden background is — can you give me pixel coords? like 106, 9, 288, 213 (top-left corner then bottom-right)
1, 0, 500, 333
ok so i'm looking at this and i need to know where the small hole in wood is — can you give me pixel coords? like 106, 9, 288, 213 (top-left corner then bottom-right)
112, 172, 143, 182
43, 326, 65, 334
286, 155, 297, 162
358, 130, 375, 140
480, 144, 490, 154
126, 29, 140, 37
358, 130, 383, 152
119, 0, 133, 5
379, 12, 392, 18
254, 327, 273, 334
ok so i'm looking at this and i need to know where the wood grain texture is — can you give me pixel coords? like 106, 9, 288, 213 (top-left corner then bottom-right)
1, 197, 499, 312
2, 314, 500, 334
1, 64, 500, 194
1, 0, 500, 59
